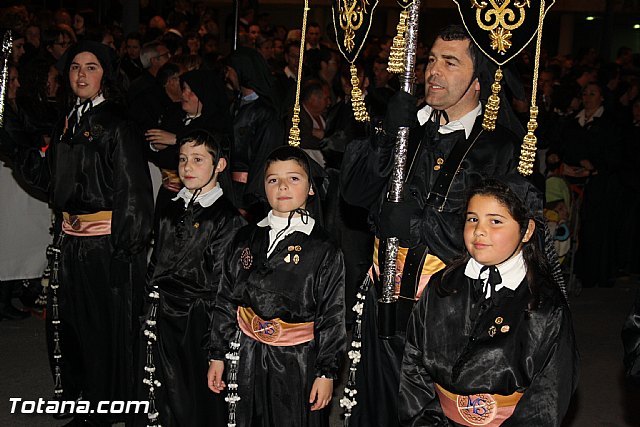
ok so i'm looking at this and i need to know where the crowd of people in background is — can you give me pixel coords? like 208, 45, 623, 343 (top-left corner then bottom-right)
0, 1, 639, 425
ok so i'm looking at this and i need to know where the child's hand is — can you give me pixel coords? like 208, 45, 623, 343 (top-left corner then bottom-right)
309, 377, 333, 411
207, 360, 226, 393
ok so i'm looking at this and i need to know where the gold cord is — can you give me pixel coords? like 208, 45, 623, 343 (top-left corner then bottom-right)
482, 67, 502, 131
387, 9, 409, 74
288, 0, 310, 147
350, 64, 369, 122
518, 0, 546, 176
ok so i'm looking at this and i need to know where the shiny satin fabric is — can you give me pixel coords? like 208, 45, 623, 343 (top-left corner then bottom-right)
341, 115, 521, 264
210, 224, 346, 427
399, 268, 579, 426
144, 195, 245, 426
46, 234, 146, 422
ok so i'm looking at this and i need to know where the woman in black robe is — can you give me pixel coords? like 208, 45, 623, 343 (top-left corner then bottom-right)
15, 41, 154, 424
141, 130, 245, 426
399, 177, 578, 426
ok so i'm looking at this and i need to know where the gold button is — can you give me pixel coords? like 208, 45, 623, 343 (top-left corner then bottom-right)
501, 325, 510, 333
434, 165, 441, 171
495, 317, 503, 324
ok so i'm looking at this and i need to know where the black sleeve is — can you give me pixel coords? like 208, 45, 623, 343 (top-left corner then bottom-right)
399, 288, 451, 426
622, 286, 640, 382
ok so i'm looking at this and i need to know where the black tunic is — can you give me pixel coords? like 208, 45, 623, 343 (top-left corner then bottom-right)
399, 268, 579, 426
17, 100, 153, 415
340, 114, 520, 427
144, 194, 245, 426
210, 223, 346, 427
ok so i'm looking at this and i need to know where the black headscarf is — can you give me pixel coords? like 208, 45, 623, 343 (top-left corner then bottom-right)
228, 47, 279, 113
179, 69, 229, 118
62, 40, 118, 84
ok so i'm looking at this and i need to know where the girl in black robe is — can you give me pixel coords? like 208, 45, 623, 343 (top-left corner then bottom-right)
399, 176, 579, 426
142, 130, 245, 426
15, 41, 154, 424
207, 146, 346, 427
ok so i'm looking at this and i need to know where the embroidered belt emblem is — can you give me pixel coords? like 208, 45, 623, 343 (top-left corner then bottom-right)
457, 393, 497, 425
251, 315, 282, 343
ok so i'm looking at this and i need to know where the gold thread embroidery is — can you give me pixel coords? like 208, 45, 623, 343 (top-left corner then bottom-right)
339, 0, 369, 53
472, 0, 530, 54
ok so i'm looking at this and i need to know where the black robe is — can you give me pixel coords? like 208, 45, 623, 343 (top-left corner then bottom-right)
210, 223, 346, 427
17, 100, 153, 418
340, 114, 520, 427
143, 194, 245, 426
399, 268, 578, 426
623, 285, 640, 383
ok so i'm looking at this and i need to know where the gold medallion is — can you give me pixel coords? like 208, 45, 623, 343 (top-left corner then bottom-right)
251, 315, 282, 344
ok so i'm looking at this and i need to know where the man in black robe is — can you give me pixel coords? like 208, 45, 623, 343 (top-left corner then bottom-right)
340, 24, 523, 427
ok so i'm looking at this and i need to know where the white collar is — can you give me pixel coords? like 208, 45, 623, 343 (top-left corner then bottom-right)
576, 106, 604, 127
284, 66, 297, 80
464, 251, 527, 299
258, 211, 315, 256
172, 183, 223, 208
242, 92, 259, 102
417, 102, 482, 139
69, 94, 106, 120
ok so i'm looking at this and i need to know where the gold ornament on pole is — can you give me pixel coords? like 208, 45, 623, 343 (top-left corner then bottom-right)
387, 9, 409, 74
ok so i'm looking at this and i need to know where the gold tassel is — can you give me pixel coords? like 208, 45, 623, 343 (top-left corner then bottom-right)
518, 106, 538, 176
288, 0, 309, 147
289, 106, 301, 147
387, 9, 409, 74
350, 64, 369, 122
518, 0, 546, 176
482, 67, 502, 131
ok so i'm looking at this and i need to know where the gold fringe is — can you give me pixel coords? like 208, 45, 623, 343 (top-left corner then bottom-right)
387, 10, 409, 74
350, 64, 369, 122
518, 106, 538, 176
288, 0, 309, 147
482, 67, 502, 131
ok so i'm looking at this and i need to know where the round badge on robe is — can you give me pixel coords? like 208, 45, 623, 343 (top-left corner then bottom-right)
457, 393, 497, 425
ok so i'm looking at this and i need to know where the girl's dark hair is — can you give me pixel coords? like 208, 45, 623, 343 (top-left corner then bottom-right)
264, 146, 311, 182
439, 179, 553, 310
178, 129, 223, 167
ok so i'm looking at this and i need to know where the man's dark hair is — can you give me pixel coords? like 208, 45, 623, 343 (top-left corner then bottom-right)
156, 62, 181, 86
285, 40, 299, 56
125, 32, 142, 43
301, 78, 327, 103
435, 24, 479, 75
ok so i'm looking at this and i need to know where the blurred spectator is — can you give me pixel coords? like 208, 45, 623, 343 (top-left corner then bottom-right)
120, 32, 144, 81
299, 78, 331, 167
306, 22, 321, 50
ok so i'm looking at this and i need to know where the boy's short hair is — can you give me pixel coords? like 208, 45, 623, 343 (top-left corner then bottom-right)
178, 129, 223, 164
264, 146, 311, 183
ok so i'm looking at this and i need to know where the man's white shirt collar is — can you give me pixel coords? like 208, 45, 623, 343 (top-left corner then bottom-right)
417, 102, 482, 139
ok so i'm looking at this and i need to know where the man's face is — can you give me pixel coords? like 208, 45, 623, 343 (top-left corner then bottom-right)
425, 37, 479, 120
373, 61, 390, 88
49, 33, 72, 60
306, 26, 320, 46
126, 39, 141, 59
151, 46, 171, 70
305, 86, 331, 115
286, 46, 300, 73
248, 25, 261, 43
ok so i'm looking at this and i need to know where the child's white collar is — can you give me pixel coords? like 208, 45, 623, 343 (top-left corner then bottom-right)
257, 211, 315, 235
464, 251, 527, 297
172, 184, 223, 208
